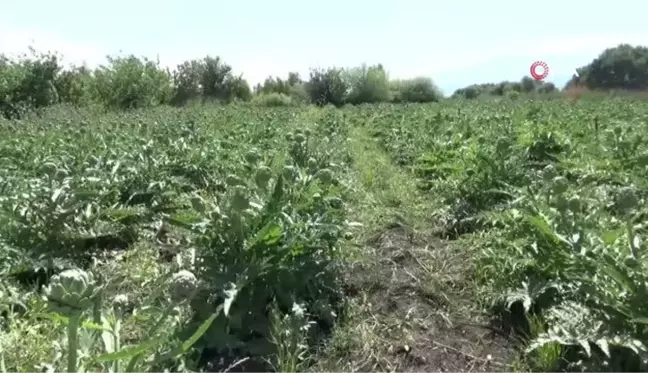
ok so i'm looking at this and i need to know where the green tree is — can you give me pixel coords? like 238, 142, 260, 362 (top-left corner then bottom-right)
200, 56, 233, 100
345, 63, 391, 104
224, 74, 252, 102
391, 77, 441, 103
171, 56, 250, 105
0, 48, 62, 118
305, 67, 349, 106
54, 65, 94, 106
92, 55, 172, 110
520, 76, 536, 93
171, 60, 205, 105
565, 44, 648, 90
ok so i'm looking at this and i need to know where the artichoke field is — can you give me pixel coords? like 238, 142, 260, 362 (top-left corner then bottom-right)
358, 98, 648, 371
0, 105, 356, 372
2, 98, 648, 372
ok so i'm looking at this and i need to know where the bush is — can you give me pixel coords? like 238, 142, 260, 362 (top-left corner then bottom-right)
305, 67, 349, 107
54, 66, 94, 106
252, 92, 293, 107
92, 55, 172, 110
288, 83, 310, 104
0, 49, 62, 118
391, 77, 442, 103
565, 44, 648, 90
171, 56, 250, 105
345, 64, 391, 104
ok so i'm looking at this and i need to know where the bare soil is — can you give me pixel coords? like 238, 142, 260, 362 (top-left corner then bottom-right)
340, 226, 518, 372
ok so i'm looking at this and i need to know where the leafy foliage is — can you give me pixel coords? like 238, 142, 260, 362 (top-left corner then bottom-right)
356, 98, 648, 371
0, 105, 355, 371
344, 64, 391, 105
566, 44, 648, 91
305, 67, 349, 107
453, 77, 557, 99
92, 55, 173, 110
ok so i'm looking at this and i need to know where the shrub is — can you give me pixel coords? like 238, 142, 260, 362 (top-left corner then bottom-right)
252, 92, 293, 107
305, 67, 348, 107
92, 55, 172, 110
391, 77, 442, 103
345, 64, 391, 104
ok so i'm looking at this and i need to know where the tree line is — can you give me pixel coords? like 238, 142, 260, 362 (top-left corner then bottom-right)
452, 44, 648, 99
2, 43, 647, 118
0, 48, 442, 119
452, 77, 557, 99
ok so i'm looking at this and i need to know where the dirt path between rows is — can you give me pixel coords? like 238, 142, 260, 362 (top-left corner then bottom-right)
312, 122, 518, 372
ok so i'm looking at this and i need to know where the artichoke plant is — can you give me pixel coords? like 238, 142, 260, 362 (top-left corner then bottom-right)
44, 268, 101, 316
43, 268, 102, 373
170, 270, 198, 302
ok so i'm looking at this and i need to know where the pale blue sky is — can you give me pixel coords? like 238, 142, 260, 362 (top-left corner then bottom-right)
1, 0, 647, 94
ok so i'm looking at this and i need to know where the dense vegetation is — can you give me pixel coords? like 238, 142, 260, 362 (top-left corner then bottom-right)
3, 42, 648, 373
452, 77, 558, 99
0, 50, 441, 119
453, 44, 648, 99
3, 43, 647, 119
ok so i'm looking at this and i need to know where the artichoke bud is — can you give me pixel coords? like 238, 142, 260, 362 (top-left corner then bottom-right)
552, 176, 569, 195
307, 157, 318, 170
40, 162, 58, 175
617, 187, 638, 212
112, 294, 129, 315
190, 196, 206, 212
55, 169, 69, 180
290, 142, 302, 155
294, 133, 307, 143
254, 166, 272, 187
244, 149, 261, 165
555, 195, 568, 211
637, 153, 648, 167
327, 197, 344, 209
613, 126, 622, 136
541, 164, 557, 182
496, 139, 508, 152
44, 269, 100, 315
315, 168, 333, 184
567, 196, 581, 212
284, 133, 294, 141
230, 186, 250, 211
170, 270, 197, 302
282, 165, 297, 181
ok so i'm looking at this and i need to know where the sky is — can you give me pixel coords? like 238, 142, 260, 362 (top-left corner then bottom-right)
1, 0, 647, 95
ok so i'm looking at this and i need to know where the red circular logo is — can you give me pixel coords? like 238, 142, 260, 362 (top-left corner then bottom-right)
530, 61, 549, 81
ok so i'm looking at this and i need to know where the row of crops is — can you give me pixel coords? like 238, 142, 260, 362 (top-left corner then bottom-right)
350, 99, 648, 371
0, 105, 360, 372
